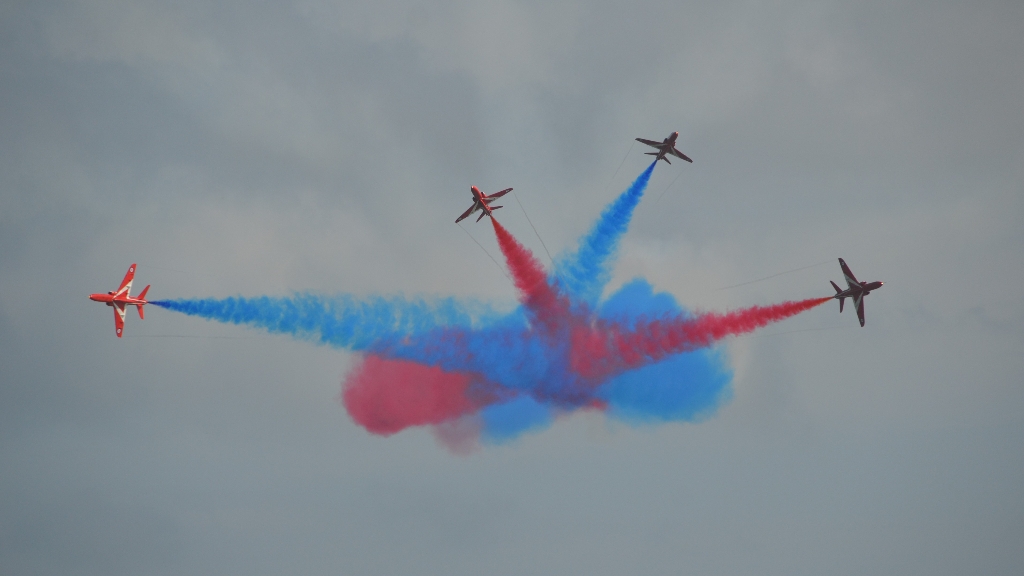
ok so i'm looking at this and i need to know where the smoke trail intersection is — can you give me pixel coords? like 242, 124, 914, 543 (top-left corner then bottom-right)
154, 162, 829, 448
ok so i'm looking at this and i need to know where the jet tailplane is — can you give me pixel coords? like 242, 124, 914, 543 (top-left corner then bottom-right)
476, 205, 502, 222
830, 281, 844, 313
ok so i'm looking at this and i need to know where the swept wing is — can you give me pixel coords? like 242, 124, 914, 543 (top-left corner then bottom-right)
113, 302, 127, 337
456, 204, 476, 223
839, 258, 859, 289
853, 293, 866, 327
670, 148, 693, 163
116, 264, 136, 296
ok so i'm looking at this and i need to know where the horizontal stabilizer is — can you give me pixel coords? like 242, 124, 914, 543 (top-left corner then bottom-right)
138, 305, 145, 320
137, 285, 150, 300
830, 280, 842, 294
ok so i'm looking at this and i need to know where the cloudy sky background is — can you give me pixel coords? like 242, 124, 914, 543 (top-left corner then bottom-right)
2, 0, 1022, 574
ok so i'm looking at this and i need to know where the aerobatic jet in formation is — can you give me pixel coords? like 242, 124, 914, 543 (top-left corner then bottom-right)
636, 131, 693, 164
455, 186, 512, 223
89, 263, 150, 337
830, 258, 883, 327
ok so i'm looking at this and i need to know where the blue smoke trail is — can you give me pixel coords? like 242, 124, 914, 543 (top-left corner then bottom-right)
554, 161, 656, 308
594, 279, 732, 424
152, 294, 503, 350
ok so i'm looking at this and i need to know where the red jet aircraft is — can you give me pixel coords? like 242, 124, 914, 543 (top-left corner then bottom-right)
89, 263, 150, 337
830, 258, 883, 327
455, 186, 512, 223
636, 131, 693, 164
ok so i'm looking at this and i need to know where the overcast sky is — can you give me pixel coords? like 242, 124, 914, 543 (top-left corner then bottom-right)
2, 0, 1023, 574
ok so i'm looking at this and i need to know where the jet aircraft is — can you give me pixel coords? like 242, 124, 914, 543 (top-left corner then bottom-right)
830, 258, 883, 327
89, 263, 150, 337
635, 131, 693, 164
455, 186, 512, 223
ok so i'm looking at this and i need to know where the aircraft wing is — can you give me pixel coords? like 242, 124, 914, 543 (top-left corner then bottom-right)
853, 293, 865, 327
670, 148, 694, 163
113, 302, 127, 337
117, 263, 137, 295
489, 188, 512, 199
839, 258, 859, 289
635, 138, 663, 148
455, 204, 476, 223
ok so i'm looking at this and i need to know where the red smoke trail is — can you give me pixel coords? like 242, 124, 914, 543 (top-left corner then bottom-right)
342, 356, 497, 435
490, 218, 569, 331
433, 415, 485, 454
571, 297, 832, 379
343, 217, 572, 440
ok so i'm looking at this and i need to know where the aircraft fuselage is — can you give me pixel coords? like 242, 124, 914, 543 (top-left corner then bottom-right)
834, 280, 883, 301
469, 187, 493, 217
89, 292, 146, 306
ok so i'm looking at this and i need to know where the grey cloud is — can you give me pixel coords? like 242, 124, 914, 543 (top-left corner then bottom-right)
1, 0, 1023, 574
